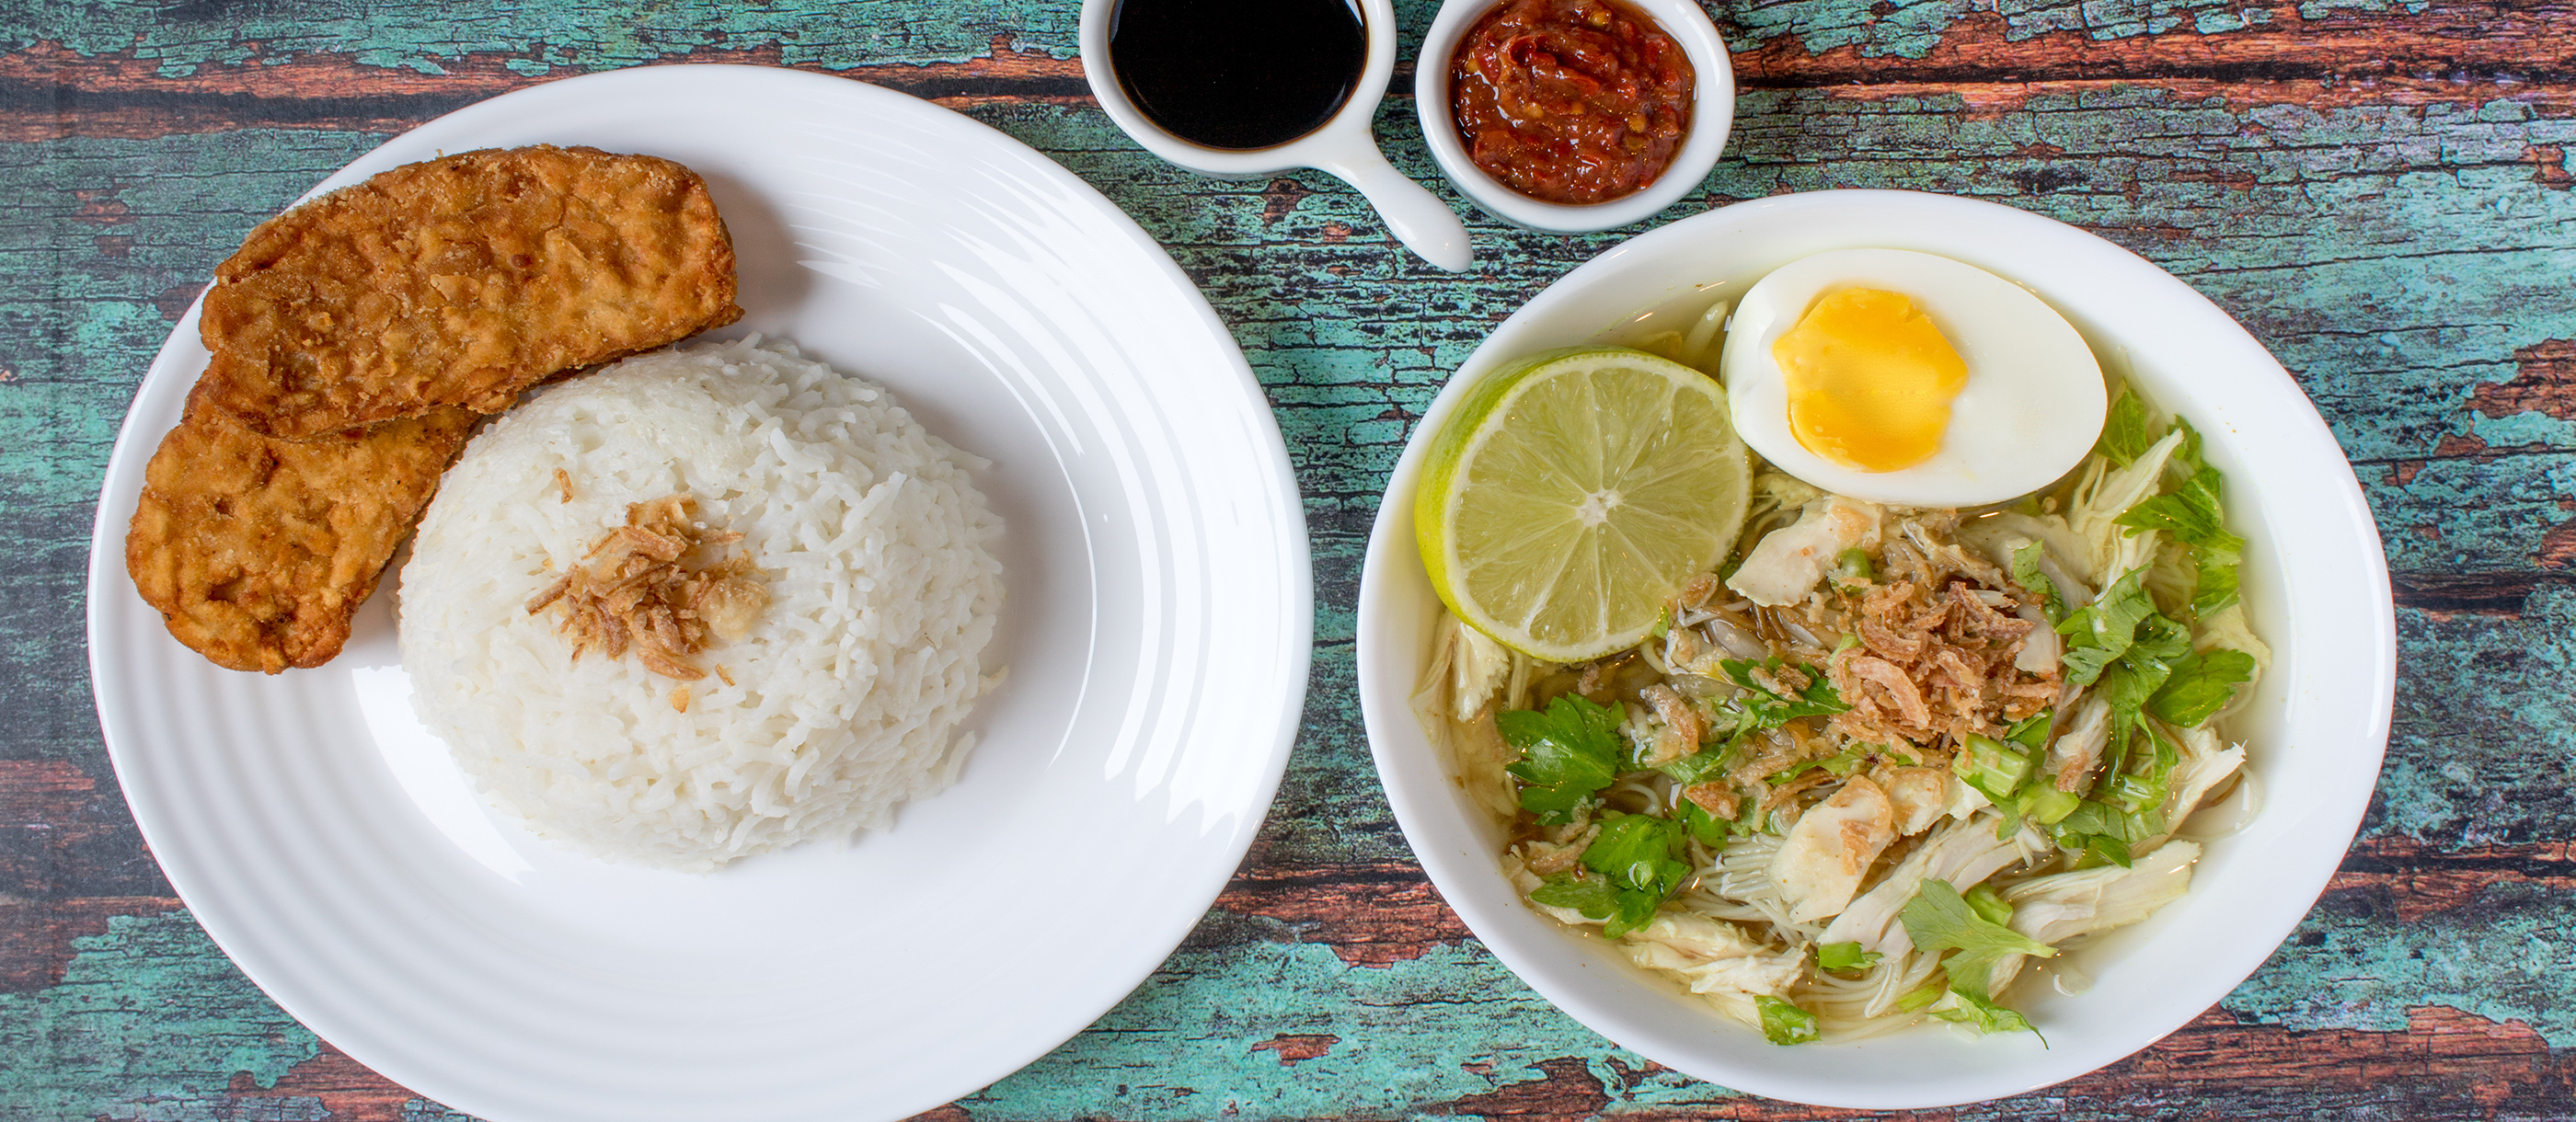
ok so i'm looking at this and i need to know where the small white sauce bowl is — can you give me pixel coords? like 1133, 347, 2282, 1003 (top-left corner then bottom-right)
1415, 0, 1737, 233
1357, 190, 2395, 1107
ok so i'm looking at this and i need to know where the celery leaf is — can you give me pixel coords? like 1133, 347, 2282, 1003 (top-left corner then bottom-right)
2009, 541, 2066, 623
1817, 941, 1882, 971
1757, 995, 1823, 1045
2118, 462, 2244, 555
1500, 695, 1624, 821
2056, 567, 2156, 686
1930, 989, 2043, 1039
1718, 656, 1851, 726
2190, 553, 2241, 618
1579, 813, 1691, 937
1529, 872, 1619, 917
2095, 390, 2157, 468
2147, 647, 2256, 727
1901, 879, 2056, 1002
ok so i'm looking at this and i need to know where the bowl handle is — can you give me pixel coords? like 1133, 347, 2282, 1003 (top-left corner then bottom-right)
1312, 139, 1475, 272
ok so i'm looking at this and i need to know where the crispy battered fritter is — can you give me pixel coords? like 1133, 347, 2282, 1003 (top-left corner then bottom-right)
125, 389, 477, 673
197, 144, 742, 440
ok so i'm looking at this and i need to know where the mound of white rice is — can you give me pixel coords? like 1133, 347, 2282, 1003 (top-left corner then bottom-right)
399, 338, 1003, 871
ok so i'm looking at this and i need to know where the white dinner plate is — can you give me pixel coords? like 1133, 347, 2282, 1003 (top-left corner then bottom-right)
86, 65, 1310, 1122
1357, 190, 2393, 1107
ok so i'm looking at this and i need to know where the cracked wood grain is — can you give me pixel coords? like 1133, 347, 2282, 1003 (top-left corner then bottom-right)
3, 0, 2573, 1115
0, 896, 180, 993
1728, 0, 2576, 89
1212, 861, 1473, 967
3, 0, 2573, 140
1250, 1034, 1343, 1065
1366, 1007, 2576, 1121
0, 38, 1090, 142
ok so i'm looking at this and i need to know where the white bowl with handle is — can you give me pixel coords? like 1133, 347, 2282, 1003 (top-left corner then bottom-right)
1081, 0, 1475, 270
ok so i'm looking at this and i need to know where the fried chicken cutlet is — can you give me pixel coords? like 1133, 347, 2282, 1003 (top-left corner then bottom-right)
126, 388, 477, 673
197, 145, 742, 440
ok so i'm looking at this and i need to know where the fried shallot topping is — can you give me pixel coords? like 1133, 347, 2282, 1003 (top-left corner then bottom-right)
523, 491, 768, 681
1815, 521, 2057, 759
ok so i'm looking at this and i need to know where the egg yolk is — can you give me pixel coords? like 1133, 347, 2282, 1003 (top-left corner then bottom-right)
1772, 288, 1970, 473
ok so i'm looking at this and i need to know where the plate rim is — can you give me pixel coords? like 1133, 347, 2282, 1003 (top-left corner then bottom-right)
85, 62, 1313, 1121
1355, 187, 2396, 1108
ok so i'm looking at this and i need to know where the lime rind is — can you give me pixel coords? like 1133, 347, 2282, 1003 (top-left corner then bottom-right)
1416, 347, 1753, 664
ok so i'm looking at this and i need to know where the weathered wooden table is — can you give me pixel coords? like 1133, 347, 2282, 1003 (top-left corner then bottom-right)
6, 0, 2570, 1116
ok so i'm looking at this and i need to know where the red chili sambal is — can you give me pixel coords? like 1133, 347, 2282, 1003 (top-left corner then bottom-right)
1450, 0, 1695, 206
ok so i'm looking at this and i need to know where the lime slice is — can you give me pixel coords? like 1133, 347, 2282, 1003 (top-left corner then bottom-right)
1415, 346, 1752, 664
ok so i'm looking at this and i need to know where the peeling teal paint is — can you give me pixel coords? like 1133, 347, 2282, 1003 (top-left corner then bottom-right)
3, 0, 2441, 81
2232, 880, 2576, 1044
1717, 0, 2389, 62
2294, 0, 2426, 18
2475, 411, 2576, 451
22, 876, 2576, 1121
4, 6, 2575, 1108
0, 913, 321, 1121
973, 942, 1640, 1118
2379, 587, 2576, 845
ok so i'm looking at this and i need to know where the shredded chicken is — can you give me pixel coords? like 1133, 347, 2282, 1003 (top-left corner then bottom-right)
1767, 775, 1896, 922
527, 491, 769, 681
1726, 496, 1882, 606
1620, 911, 1808, 997
1878, 765, 1950, 835
1443, 393, 2260, 1042
2049, 698, 2113, 792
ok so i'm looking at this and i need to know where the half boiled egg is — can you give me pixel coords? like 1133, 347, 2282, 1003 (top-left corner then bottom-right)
1719, 248, 2107, 508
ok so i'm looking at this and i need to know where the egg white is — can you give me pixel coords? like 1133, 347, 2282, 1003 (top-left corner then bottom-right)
1719, 248, 2107, 508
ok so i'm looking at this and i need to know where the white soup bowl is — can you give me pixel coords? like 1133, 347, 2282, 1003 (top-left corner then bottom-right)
1356, 189, 2394, 1108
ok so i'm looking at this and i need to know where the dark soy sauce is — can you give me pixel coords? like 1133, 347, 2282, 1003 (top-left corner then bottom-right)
1108, 0, 1368, 151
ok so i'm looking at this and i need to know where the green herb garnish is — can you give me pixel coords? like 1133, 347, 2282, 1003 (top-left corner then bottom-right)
1899, 879, 2056, 1013
2009, 541, 2066, 624
2005, 709, 2053, 752
1539, 812, 1691, 938
1817, 941, 1883, 972
1657, 743, 1733, 785
2190, 551, 2242, 619
1676, 788, 1758, 845
2095, 389, 2157, 468
1757, 995, 1823, 1045
1952, 733, 2034, 806
1769, 744, 1874, 785
1500, 694, 1624, 823
1964, 883, 2015, 928
1929, 989, 2043, 1038
2055, 567, 2156, 687
2116, 461, 2241, 556
1717, 656, 1851, 727
2146, 647, 2256, 727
